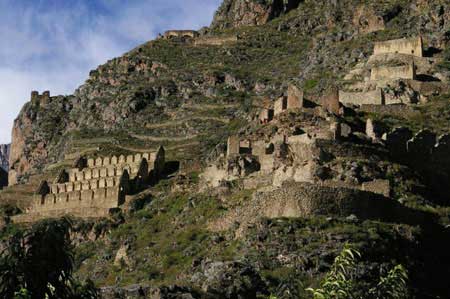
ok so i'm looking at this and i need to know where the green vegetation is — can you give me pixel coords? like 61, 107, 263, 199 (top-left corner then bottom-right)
307, 244, 408, 299
0, 218, 98, 299
74, 183, 236, 287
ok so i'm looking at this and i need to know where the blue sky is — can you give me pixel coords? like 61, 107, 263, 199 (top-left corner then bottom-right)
0, 0, 222, 143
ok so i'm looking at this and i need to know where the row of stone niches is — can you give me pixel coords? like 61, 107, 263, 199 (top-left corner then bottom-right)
51, 176, 123, 194
40, 187, 120, 207
68, 164, 139, 182
86, 153, 155, 168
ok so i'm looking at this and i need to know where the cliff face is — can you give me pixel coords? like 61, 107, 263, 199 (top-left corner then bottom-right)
211, 0, 302, 29
8, 96, 70, 185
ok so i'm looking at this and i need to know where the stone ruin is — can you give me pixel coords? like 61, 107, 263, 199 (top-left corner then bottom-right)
162, 30, 199, 39
373, 36, 423, 57
339, 88, 384, 106
274, 84, 304, 116
319, 88, 341, 115
370, 63, 416, 81
31, 90, 51, 107
338, 36, 440, 107
258, 84, 304, 124
159, 29, 238, 46
12, 147, 165, 223
203, 116, 394, 199
194, 35, 239, 46
203, 102, 360, 190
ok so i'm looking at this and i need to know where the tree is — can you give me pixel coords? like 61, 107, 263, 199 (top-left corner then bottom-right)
0, 217, 98, 299
307, 244, 408, 299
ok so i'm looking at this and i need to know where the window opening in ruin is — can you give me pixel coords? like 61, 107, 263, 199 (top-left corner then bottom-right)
266, 143, 275, 155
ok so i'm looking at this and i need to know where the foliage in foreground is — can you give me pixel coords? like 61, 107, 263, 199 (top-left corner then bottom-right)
0, 218, 98, 299
306, 244, 408, 299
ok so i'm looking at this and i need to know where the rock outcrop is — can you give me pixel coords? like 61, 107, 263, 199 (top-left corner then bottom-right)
211, 0, 301, 29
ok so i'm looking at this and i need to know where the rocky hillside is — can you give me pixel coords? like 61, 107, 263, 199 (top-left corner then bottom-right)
210, 0, 302, 29
1, 0, 450, 298
7, 0, 450, 186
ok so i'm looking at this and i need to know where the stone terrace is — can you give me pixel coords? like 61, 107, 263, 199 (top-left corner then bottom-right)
12, 147, 165, 223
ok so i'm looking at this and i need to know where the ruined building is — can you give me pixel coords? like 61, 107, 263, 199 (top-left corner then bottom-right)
338, 36, 448, 107
31, 90, 51, 107
12, 147, 165, 223
258, 84, 304, 124
373, 36, 423, 57
162, 30, 199, 39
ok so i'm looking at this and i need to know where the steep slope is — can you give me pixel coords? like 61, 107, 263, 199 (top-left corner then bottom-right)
1, 0, 450, 298
211, 0, 302, 29
7, 0, 450, 187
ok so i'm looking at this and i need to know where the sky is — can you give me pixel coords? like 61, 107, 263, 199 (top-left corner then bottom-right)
0, 0, 222, 144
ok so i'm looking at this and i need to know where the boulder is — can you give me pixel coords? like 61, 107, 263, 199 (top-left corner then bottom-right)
192, 261, 267, 298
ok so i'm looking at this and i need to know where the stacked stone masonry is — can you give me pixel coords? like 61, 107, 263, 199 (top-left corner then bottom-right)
12, 147, 165, 223
370, 63, 416, 81
320, 89, 340, 115
194, 35, 238, 46
373, 37, 423, 57
31, 90, 51, 107
340, 36, 425, 106
163, 30, 199, 39
339, 88, 384, 106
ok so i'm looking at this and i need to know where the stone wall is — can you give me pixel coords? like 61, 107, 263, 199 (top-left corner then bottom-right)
370, 64, 416, 81
163, 30, 199, 39
320, 88, 340, 115
227, 136, 240, 156
258, 108, 274, 124
194, 35, 238, 46
373, 37, 423, 57
287, 84, 304, 109
362, 179, 391, 197
209, 182, 433, 234
32, 186, 123, 214
30, 91, 51, 106
12, 147, 165, 222
359, 104, 418, 117
274, 96, 287, 116
339, 88, 384, 106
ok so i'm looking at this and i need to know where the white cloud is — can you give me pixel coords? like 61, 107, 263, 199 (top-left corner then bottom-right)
0, 0, 221, 143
